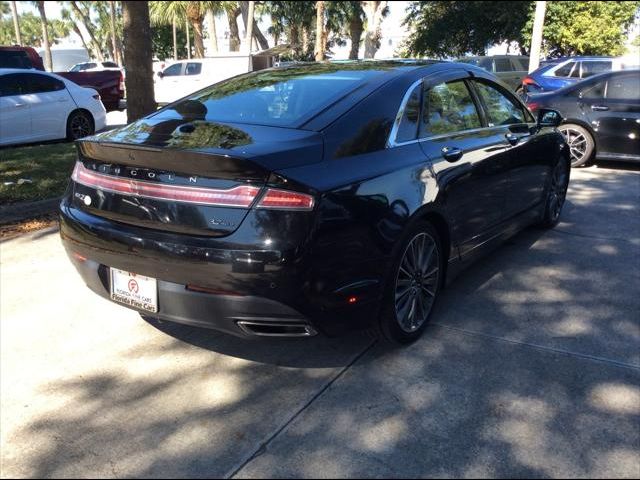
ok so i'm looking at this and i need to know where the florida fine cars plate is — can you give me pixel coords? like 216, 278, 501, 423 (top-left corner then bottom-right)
110, 268, 158, 313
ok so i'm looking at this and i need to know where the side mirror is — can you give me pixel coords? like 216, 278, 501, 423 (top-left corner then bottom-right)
157, 71, 164, 79
537, 108, 563, 128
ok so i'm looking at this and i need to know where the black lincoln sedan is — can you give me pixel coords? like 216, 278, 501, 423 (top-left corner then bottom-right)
60, 60, 570, 344
525, 69, 640, 166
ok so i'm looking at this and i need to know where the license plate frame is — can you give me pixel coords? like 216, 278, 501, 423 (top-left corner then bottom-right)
109, 268, 158, 313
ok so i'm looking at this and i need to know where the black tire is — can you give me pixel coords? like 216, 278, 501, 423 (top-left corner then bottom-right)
376, 221, 443, 345
66, 110, 95, 141
558, 123, 595, 167
538, 156, 570, 229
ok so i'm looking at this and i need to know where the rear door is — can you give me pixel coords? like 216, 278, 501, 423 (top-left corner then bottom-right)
24, 73, 75, 142
0, 73, 33, 145
417, 71, 512, 256
586, 72, 640, 158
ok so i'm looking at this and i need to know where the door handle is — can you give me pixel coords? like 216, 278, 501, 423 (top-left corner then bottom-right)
442, 146, 463, 162
505, 133, 519, 146
14, 103, 26, 108
591, 105, 609, 111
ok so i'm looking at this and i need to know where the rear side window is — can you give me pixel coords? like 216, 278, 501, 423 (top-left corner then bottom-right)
0, 50, 32, 69
581, 61, 611, 78
395, 84, 421, 143
185, 62, 202, 76
554, 61, 576, 77
494, 58, 514, 72
24, 74, 65, 94
103, 62, 118, 68
473, 81, 528, 125
0, 74, 28, 96
420, 80, 481, 136
607, 74, 640, 100
163, 63, 182, 76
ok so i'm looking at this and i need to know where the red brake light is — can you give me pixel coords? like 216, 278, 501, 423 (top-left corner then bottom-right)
523, 77, 538, 86
257, 188, 315, 210
71, 162, 261, 207
527, 102, 540, 113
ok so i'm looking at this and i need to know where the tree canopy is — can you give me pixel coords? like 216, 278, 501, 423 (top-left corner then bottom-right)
402, 1, 640, 58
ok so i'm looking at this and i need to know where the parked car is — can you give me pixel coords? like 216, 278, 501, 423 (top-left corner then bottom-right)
69, 61, 122, 72
59, 60, 569, 344
0, 68, 106, 146
0, 46, 125, 112
525, 69, 640, 166
0, 45, 44, 70
457, 55, 530, 90
519, 56, 638, 95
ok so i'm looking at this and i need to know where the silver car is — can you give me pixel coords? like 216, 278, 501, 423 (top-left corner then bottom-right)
457, 55, 530, 91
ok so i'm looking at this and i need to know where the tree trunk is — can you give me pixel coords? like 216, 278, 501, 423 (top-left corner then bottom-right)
36, 1, 52, 71
206, 9, 218, 54
109, 1, 120, 64
186, 19, 191, 59
314, 1, 325, 61
302, 26, 310, 57
363, 0, 386, 59
244, 1, 255, 53
10, 1, 21, 45
190, 18, 205, 58
70, 1, 104, 61
240, 1, 268, 51
227, 7, 241, 52
290, 24, 300, 56
528, 1, 546, 73
172, 19, 178, 60
348, 16, 363, 59
71, 22, 91, 56
122, 1, 156, 122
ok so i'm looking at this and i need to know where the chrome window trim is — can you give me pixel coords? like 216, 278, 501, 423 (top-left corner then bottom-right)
388, 76, 537, 148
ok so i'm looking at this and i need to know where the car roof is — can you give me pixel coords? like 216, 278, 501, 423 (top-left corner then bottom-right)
0, 67, 52, 75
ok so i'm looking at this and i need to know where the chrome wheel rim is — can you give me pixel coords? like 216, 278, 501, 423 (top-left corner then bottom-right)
395, 232, 440, 333
559, 127, 588, 165
70, 114, 91, 139
548, 160, 568, 221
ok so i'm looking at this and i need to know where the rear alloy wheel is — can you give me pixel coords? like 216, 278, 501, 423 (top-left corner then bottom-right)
66, 110, 94, 141
558, 124, 594, 167
378, 222, 442, 344
539, 157, 570, 228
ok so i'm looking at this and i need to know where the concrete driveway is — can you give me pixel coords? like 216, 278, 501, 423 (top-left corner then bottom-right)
1, 164, 639, 478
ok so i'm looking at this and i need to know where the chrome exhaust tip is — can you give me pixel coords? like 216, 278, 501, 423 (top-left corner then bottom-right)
236, 320, 318, 338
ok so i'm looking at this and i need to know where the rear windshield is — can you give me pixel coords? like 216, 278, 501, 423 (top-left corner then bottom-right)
165, 66, 385, 127
0, 50, 32, 69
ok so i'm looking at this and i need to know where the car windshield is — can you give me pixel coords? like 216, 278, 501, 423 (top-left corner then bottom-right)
165, 65, 389, 128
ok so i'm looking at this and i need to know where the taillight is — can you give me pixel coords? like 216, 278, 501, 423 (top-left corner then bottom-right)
523, 77, 538, 86
257, 188, 314, 210
71, 162, 260, 207
119, 72, 125, 91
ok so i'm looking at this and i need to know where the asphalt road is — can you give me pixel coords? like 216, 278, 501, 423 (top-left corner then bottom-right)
1, 163, 639, 478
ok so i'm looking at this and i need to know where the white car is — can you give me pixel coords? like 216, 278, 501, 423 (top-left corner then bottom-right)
69, 61, 122, 72
0, 68, 106, 146
154, 55, 253, 104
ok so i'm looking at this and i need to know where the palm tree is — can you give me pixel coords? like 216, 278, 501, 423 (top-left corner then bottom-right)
149, 1, 216, 58
109, 1, 121, 64
363, 0, 388, 59
33, 1, 52, 70
122, 1, 156, 121
69, 1, 105, 61
315, 1, 325, 61
244, 1, 254, 53
10, 1, 21, 45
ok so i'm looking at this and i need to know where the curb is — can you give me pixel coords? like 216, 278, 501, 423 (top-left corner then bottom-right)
0, 197, 61, 225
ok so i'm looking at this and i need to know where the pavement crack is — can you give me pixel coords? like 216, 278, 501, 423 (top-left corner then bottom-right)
433, 323, 640, 371
225, 339, 378, 479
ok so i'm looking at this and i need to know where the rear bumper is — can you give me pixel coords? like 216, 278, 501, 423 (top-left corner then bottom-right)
59, 199, 382, 337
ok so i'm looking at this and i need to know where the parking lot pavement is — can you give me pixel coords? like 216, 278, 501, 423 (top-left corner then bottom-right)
1, 164, 639, 478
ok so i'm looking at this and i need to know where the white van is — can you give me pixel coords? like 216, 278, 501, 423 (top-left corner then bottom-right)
154, 53, 274, 105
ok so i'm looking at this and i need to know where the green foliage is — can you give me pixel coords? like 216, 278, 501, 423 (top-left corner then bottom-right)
151, 23, 188, 60
0, 12, 70, 46
521, 1, 640, 57
402, 1, 531, 58
403, 1, 640, 58
262, 1, 316, 60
